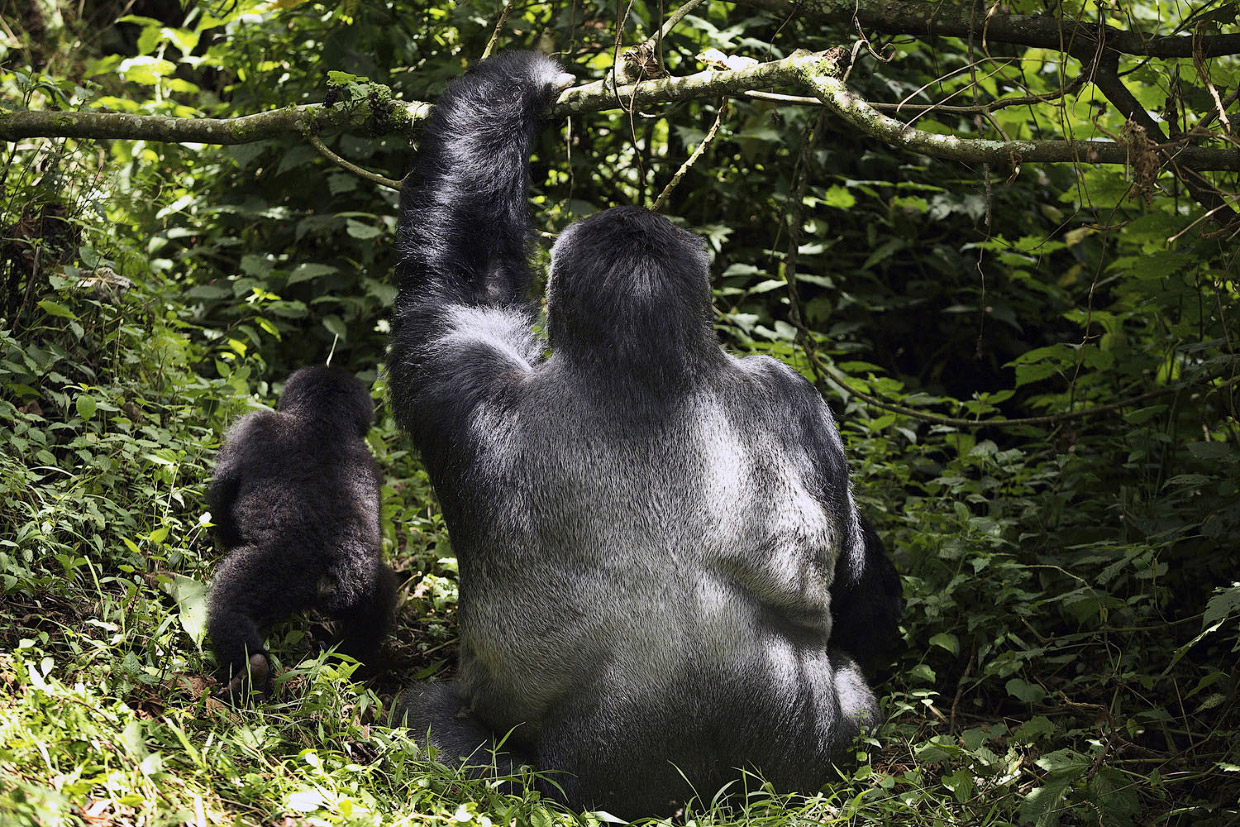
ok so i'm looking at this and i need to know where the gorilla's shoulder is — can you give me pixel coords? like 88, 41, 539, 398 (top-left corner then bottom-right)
222, 408, 282, 442
732, 353, 821, 400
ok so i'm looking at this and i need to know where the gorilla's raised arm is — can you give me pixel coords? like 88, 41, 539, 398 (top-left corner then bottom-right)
388, 54, 572, 469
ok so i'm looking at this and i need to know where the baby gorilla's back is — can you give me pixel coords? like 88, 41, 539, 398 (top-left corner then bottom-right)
206, 366, 396, 697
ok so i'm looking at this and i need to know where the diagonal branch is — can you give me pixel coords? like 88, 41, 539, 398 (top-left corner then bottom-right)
798, 63, 1240, 172
1091, 53, 1238, 218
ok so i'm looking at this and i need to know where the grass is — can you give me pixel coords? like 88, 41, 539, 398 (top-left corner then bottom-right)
1, 257, 1238, 827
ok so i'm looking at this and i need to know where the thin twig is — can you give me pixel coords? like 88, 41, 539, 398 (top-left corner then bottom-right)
1193, 26, 1231, 133
306, 131, 402, 190
652, 98, 728, 211
784, 111, 825, 341
481, 0, 519, 61
1195, 87, 1240, 134
641, 0, 710, 52
745, 73, 1086, 116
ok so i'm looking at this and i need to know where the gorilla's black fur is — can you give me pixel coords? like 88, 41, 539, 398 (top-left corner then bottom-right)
206, 366, 397, 695
387, 52, 902, 817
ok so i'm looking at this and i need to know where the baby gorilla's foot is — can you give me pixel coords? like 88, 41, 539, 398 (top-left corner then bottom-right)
218, 652, 271, 701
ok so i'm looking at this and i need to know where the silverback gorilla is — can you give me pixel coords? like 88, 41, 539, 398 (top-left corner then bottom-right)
387, 52, 902, 816
207, 366, 397, 696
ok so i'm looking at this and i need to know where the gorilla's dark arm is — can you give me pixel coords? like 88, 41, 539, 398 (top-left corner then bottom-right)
388, 54, 572, 465
830, 516, 903, 669
207, 414, 273, 549
761, 357, 903, 667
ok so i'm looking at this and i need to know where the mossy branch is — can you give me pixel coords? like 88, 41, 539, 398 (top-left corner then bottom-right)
0, 101, 431, 145
3, 50, 1239, 174
799, 69, 1240, 172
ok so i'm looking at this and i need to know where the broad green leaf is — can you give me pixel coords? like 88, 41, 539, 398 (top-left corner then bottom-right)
75, 394, 96, 420
823, 185, 856, 209
1203, 584, 1240, 629
159, 574, 209, 646
287, 263, 337, 286
118, 56, 176, 85
1006, 677, 1045, 703
37, 300, 77, 320
1187, 441, 1231, 460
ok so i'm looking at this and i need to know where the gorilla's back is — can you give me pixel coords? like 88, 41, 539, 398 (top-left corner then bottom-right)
226, 411, 380, 554
449, 353, 846, 758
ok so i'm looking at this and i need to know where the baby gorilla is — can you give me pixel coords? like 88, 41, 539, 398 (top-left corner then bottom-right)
206, 366, 397, 696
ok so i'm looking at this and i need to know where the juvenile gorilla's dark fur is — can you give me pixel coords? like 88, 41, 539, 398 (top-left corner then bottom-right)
387, 52, 902, 817
207, 366, 397, 695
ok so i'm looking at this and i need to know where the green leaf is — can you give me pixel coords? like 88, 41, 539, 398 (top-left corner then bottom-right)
1203, 584, 1240, 629
914, 736, 956, 764
1187, 441, 1232, 460
822, 185, 856, 209
412, 659, 446, 680
162, 27, 200, 56
748, 279, 786, 294
287, 789, 326, 813
327, 70, 367, 85
323, 315, 348, 339
1114, 250, 1192, 281
1020, 777, 1073, 827
160, 575, 209, 646
929, 632, 959, 655
75, 394, 97, 420
346, 219, 384, 240
1006, 677, 1045, 703
37, 300, 78, 320
861, 238, 903, 271
287, 263, 337, 286
1123, 405, 1166, 425
1015, 716, 1056, 742
1088, 767, 1139, 824
117, 56, 176, 85
1035, 748, 1090, 774
942, 768, 975, 803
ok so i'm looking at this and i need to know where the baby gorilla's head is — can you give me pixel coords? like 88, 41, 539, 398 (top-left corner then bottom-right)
278, 366, 373, 437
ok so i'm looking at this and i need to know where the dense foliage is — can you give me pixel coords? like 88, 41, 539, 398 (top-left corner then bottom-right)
1, 0, 1237, 824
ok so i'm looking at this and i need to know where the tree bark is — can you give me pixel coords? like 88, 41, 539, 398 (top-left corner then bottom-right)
4, 50, 1238, 173
731, 0, 1240, 59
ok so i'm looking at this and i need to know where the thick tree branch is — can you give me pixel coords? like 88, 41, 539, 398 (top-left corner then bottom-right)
799, 67, 1240, 171
0, 101, 432, 144
732, 0, 1240, 59
4, 51, 1239, 175
552, 50, 820, 113
0, 53, 820, 144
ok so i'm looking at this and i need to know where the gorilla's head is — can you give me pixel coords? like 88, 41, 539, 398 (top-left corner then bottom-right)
547, 207, 715, 370
278, 366, 374, 437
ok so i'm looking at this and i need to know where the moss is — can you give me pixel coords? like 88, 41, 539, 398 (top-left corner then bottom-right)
797, 48, 846, 81
366, 83, 395, 136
